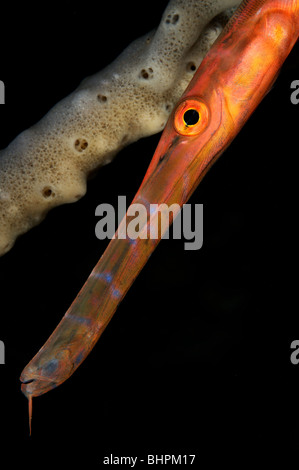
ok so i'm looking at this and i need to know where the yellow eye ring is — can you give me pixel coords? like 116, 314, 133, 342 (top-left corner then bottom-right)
173, 97, 209, 136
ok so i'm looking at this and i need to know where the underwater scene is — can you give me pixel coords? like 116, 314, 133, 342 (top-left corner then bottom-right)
0, 0, 299, 465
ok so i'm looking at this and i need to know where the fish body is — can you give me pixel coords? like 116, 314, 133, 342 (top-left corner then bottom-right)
20, 0, 299, 420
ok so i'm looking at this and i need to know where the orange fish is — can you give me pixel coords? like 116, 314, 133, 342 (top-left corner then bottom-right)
20, 0, 299, 433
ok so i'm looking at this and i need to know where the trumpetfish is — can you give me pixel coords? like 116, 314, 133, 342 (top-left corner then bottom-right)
20, 0, 299, 434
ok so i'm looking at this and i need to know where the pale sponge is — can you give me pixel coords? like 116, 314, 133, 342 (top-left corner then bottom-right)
0, 0, 240, 256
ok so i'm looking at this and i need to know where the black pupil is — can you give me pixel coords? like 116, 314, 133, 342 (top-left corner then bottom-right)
184, 109, 199, 126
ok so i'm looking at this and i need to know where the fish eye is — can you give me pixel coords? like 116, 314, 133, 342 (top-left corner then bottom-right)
174, 97, 209, 136
183, 109, 200, 126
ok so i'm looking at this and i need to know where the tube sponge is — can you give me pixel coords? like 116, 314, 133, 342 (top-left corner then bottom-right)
0, 0, 240, 256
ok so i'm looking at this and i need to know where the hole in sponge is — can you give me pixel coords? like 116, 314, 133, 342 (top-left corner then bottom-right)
97, 94, 107, 102
187, 62, 197, 72
166, 13, 179, 25
42, 187, 55, 198
74, 138, 88, 152
140, 68, 153, 80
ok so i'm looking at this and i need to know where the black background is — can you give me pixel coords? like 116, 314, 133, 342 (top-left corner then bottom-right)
0, 0, 299, 466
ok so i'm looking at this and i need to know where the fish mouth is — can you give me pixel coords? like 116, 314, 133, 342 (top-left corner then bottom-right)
21, 379, 35, 385
20, 372, 55, 384
20, 374, 57, 398
20, 377, 36, 397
